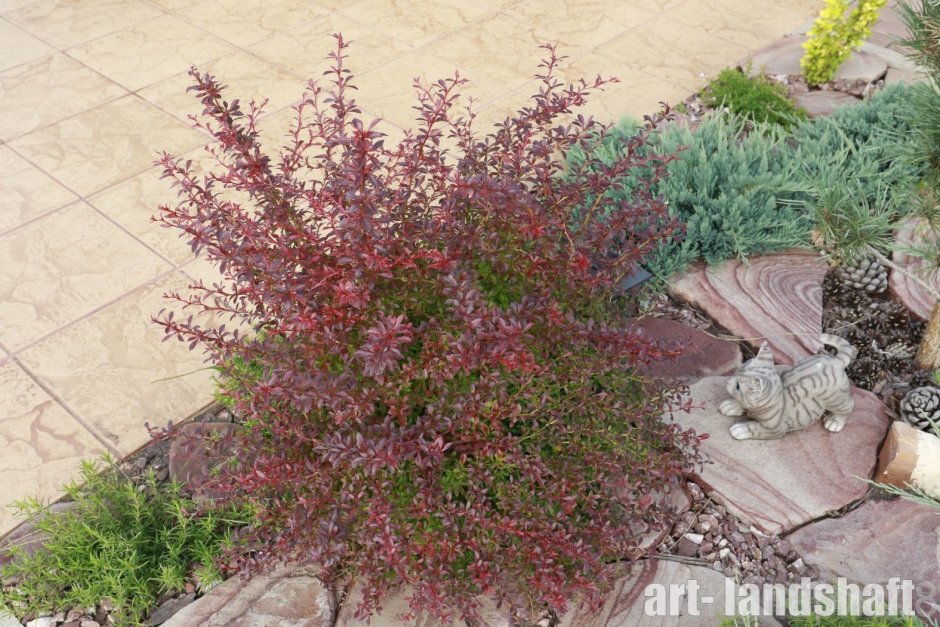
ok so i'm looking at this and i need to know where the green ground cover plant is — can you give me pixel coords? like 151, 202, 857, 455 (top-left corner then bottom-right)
0, 455, 246, 625
572, 83, 923, 281
801, 0, 888, 85
701, 66, 807, 128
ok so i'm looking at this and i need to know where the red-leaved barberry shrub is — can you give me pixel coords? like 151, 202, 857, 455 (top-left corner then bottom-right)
154, 36, 703, 623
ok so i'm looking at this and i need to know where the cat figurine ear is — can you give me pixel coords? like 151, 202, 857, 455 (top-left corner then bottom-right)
754, 341, 774, 367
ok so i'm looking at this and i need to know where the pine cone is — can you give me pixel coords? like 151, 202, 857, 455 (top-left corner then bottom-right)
836, 256, 888, 293
900, 386, 940, 432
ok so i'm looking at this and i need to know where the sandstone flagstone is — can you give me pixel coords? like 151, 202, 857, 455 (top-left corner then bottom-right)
746, 37, 888, 83
162, 564, 336, 627
889, 218, 940, 321
633, 317, 742, 381
672, 377, 890, 535
556, 559, 783, 626
792, 90, 859, 118
787, 497, 940, 621
334, 583, 508, 626
668, 251, 828, 365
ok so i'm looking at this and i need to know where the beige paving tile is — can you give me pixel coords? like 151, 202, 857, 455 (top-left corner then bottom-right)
248, 13, 414, 81
0, 146, 77, 234
0, 361, 106, 536
253, 103, 306, 154
143, 0, 198, 10
5, 0, 162, 49
356, 51, 506, 131
9, 95, 203, 197
67, 14, 236, 91
503, 0, 655, 52
0, 53, 126, 141
86, 168, 199, 266
0, 0, 42, 12
667, 0, 806, 51
421, 13, 543, 89
176, 0, 328, 48
517, 53, 692, 125
598, 16, 749, 88
628, 0, 689, 10
338, 0, 500, 47
775, 0, 825, 17
138, 50, 302, 125
18, 272, 217, 456
0, 18, 53, 72
564, 52, 694, 122
0, 201, 171, 351
467, 89, 525, 133
141, 0, 199, 12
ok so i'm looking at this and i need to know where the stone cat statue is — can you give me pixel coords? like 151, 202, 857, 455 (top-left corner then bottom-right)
719, 333, 858, 440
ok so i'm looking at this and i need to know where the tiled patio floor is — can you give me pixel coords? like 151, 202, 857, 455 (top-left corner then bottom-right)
0, 0, 825, 535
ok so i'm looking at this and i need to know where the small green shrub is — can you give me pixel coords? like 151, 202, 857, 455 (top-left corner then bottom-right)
0, 455, 247, 625
801, 0, 888, 86
701, 67, 807, 128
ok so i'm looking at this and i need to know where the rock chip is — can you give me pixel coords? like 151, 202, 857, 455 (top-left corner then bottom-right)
633, 317, 742, 381
671, 377, 890, 535
162, 564, 336, 627
0, 609, 20, 627
792, 90, 859, 118
788, 497, 940, 621
889, 218, 940, 321
668, 251, 828, 365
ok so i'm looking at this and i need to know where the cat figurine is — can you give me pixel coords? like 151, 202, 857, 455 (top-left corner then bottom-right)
719, 333, 858, 440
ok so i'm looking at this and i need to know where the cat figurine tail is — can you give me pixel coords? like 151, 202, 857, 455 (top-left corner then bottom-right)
819, 332, 857, 369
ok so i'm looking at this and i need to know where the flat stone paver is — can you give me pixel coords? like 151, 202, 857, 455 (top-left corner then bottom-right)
0, 0, 824, 537
163, 563, 336, 627
787, 497, 940, 621
890, 218, 940, 321
673, 377, 890, 535
634, 317, 742, 381
792, 90, 859, 118
556, 559, 783, 627
668, 251, 828, 365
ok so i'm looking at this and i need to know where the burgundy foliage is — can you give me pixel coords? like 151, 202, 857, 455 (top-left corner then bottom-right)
153, 36, 703, 623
